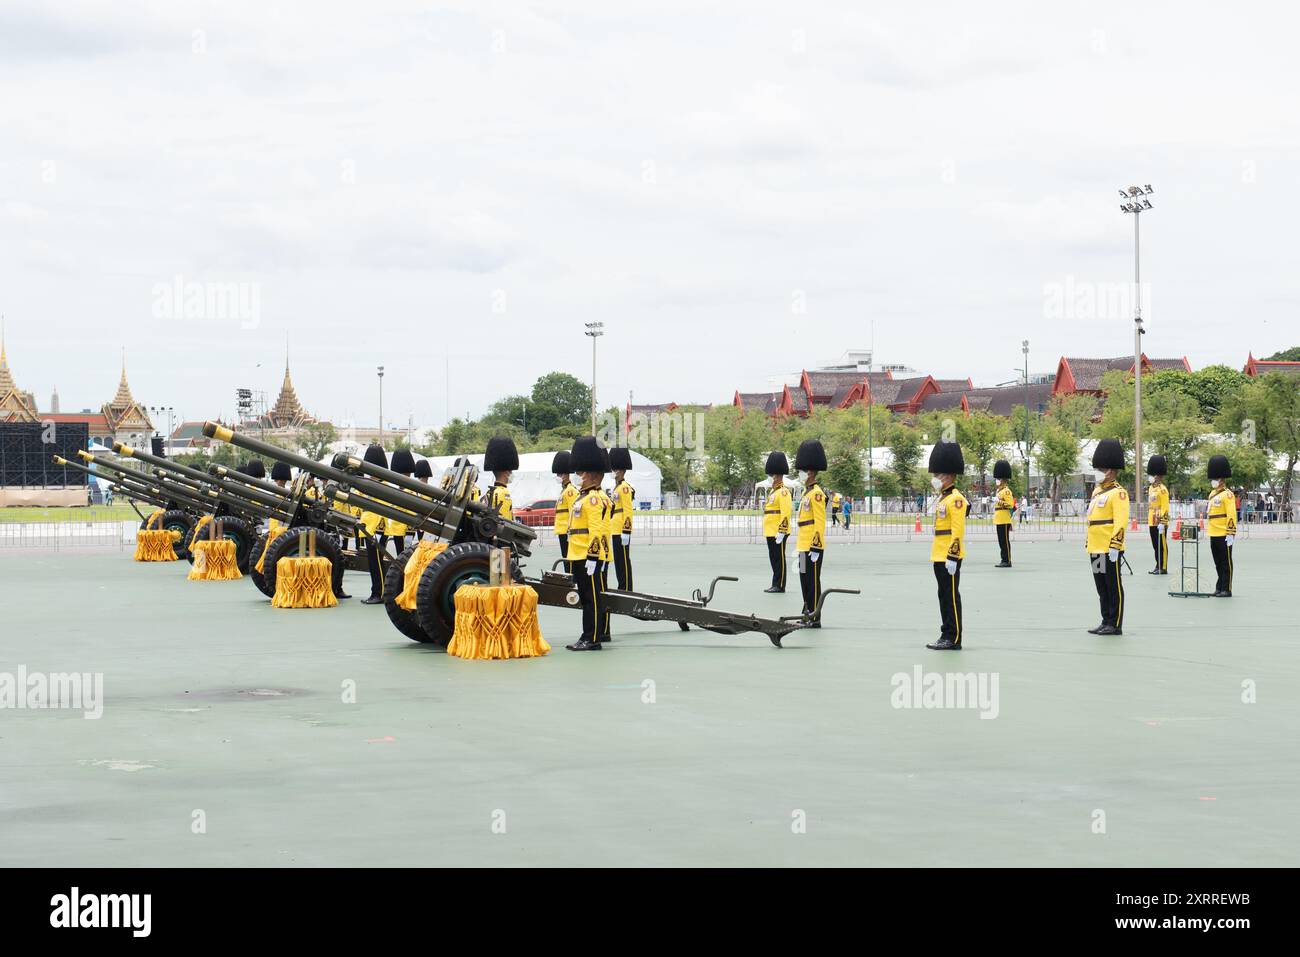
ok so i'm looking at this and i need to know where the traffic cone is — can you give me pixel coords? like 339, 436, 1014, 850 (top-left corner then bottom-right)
1198, 517, 1205, 532
914, 516, 922, 532
1130, 516, 1139, 531
1172, 519, 1181, 541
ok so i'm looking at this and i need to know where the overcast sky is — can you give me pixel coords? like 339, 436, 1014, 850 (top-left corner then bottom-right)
2, 1, 1296, 430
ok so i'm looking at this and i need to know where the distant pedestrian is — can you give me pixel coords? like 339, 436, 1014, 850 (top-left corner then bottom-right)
841, 497, 852, 529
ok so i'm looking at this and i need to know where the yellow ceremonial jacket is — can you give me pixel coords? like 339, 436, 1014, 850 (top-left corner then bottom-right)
1207, 487, 1237, 537
486, 483, 513, 522
611, 480, 635, 534
555, 482, 578, 535
598, 489, 614, 560
566, 485, 606, 561
360, 508, 385, 537
931, 485, 968, 561
831, 492, 843, 511
796, 483, 826, 552
1086, 481, 1129, 553
1148, 483, 1169, 526
763, 484, 792, 537
994, 484, 1015, 525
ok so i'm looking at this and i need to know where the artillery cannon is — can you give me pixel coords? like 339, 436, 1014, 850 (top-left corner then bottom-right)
112, 441, 364, 595
201, 421, 855, 647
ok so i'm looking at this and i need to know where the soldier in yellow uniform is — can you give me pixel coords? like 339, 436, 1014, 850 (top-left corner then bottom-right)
992, 459, 1015, 567
927, 441, 968, 651
1146, 454, 1170, 575
359, 443, 389, 605
565, 436, 608, 652
552, 451, 577, 565
1086, 439, 1129, 635
762, 451, 792, 593
483, 437, 517, 520
270, 461, 292, 490
441, 456, 481, 503
608, 446, 636, 591
1206, 455, 1237, 597
830, 490, 843, 527
596, 448, 615, 640
385, 448, 416, 555
794, 439, 827, 626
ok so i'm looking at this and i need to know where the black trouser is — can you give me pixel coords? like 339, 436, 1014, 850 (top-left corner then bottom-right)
364, 536, 386, 600
612, 535, 633, 591
831, 511, 840, 527
558, 533, 568, 567
1210, 536, 1233, 594
571, 559, 606, 642
798, 548, 823, 617
1090, 552, 1124, 629
766, 535, 787, 590
996, 523, 1012, 564
1149, 525, 1167, 571
600, 556, 611, 639
379, 533, 406, 558
933, 559, 963, 645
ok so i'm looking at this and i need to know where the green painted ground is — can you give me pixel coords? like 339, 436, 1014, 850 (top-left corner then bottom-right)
0, 505, 139, 524
1, 538, 1294, 867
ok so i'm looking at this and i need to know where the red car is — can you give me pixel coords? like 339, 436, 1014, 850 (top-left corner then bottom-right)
513, 499, 557, 527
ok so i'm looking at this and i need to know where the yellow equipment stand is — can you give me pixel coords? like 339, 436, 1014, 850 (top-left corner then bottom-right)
447, 548, 549, 660
271, 529, 337, 608
134, 511, 180, 562
188, 519, 242, 581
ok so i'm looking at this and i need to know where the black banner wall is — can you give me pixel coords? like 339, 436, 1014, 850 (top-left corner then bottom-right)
0, 421, 90, 486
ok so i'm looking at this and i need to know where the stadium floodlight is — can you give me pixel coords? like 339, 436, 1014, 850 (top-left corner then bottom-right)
1118, 183, 1154, 519
584, 322, 605, 434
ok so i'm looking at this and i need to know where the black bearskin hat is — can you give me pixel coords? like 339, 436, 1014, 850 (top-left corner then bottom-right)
413, 459, 433, 479
569, 436, 606, 473
992, 459, 1012, 480
245, 459, 266, 480
794, 439, 827, 471
609, 447, 633, 471
1147, 454, 1167, 477
364, 444, 388, 469
484, 436, 519, 472
551, 451, 573, 475
270, 462, 292, 482
1207, 454, 1231, 480
1092, 439, 1124, 471
765, 450, 789, 476
390, 448, 416, 475
928, 440, 965, 475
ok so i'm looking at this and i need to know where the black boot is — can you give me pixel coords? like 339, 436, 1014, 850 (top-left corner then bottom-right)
361, 596, 384, 605
1087, 622, 1106, 634
926, 637, 960, 650
566, 639, 602, 651
1095, 624, 1122, 636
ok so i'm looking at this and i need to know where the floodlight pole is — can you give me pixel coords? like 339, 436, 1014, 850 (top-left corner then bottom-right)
585, 322, 604, 434
377, 365, 385, 445
1121, 185, 1152, 522
1022, 340, 1030, 495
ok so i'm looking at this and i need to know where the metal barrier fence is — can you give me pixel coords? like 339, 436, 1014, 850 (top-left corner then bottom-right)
0, 515, 1294, 551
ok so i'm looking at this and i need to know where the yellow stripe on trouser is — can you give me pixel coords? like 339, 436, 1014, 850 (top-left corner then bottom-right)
1161, 530, 1167, 571
813, 554, 820, 617
589, 571, 599, 640
951, 573, 960, 645
1114, 559, 1124, 628
780, 545, 785, 587
1227, 544, 1233, 591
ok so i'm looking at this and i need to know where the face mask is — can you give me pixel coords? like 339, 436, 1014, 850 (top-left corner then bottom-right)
802, 471, 813, 485
1149, 476, 1158, 485
1096, 471, 1109, 482
931, 477, 943, 491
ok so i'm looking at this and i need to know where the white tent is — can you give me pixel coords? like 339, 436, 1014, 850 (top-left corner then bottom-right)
419, 449, 663, 510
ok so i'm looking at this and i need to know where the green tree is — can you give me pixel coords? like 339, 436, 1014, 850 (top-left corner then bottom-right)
825, 407, 867, 498
298, 422, 337, 462
1048, 393, 1098, 438
956, 411, 1009, 490
1008, 404, 1044, 493
1038, 423, 1082, 517
530, 372, 591, 426
1218, 372, 1300, 513
1264, 347, 1300, 361
701, 406, 769, 501
1190, 440, 1273, 496
1147, 366, 1249, 422
888, 426, 923, 497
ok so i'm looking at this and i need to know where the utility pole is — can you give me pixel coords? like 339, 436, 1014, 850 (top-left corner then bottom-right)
1120, 185, 1153, 520
377, 365, 385, 445
584, 322, 604, 434
1022, 340, 1030, 495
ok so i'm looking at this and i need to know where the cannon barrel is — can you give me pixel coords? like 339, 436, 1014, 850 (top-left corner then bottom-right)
54, 456, 175, 511
71, 453, 217, 515
202, 420, 533, 552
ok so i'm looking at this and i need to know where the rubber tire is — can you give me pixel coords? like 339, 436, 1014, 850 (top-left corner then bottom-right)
141, 509, 194, 560
248, 532, 273, 597
384, 542, 431, 642
261, 527, 346, 599
414, 542, 493, 647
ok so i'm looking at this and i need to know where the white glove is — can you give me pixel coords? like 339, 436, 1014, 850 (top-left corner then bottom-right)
1226, 535, 1235, 547
620, 533, 630, 546
945, 558, 956, 576
775, 533, 785, 545
1108, 548, 1119, 563
584, 559, 596, 575
808, 551, 820, 563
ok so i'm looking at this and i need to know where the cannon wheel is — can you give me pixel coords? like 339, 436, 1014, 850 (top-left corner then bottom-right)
261, 527, 346, 599
140, 509, 194, 560
248, 532, 274, 597
385, 542, 431, 642
414, 542, 492, 647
